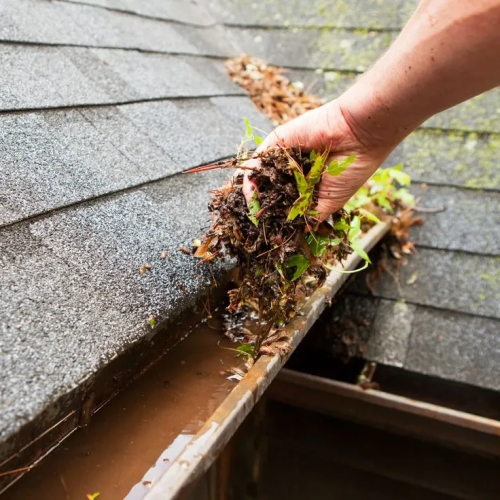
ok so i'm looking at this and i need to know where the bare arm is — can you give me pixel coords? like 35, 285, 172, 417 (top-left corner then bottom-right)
244, 0, 500, 218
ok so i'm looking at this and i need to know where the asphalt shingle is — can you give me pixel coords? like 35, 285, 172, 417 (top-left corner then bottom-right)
224, 26, 394, 72
0, 168, 231, 444
204, 0, 417, 29
410, 185, 500, 255
0, 0, 234, 56
288, 70, 500, 134
0, 97, 268, 226
406, 307, 500, 390
388, 130, 500, 190
64, 0, 216, 26
0, 46, 241, 111
350, 248, 500, 320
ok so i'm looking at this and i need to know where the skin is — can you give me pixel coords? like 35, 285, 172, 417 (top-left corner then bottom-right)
243, 0, 500, 220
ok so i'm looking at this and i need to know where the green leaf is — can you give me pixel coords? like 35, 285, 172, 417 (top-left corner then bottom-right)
333, 219, 350, 232
147, 316, 156, 328
394, 188, 415, 205
243, 117, 253, 141
375, 193, 393, 213
254, 135, 263, 146
350, 239, 372, 264
389, 167, 411, 186
236, 344, 254, 358
305, 233, 330, 257
293, 169, 309, 196
329, 237, 343, 247
247, 191, 260, 226
285, 254, 310, 281
358, 208, 381, 223
275, 262, 285, 279
307, 152, 325, 186
87, 494, 100, 500
326, 155, 355, 177
287, 194, 311, 221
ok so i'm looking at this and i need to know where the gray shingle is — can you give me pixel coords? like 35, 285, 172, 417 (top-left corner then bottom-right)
405, 307, 500, 390
204, 0, 417, 29
0, 46, 241, 111
350, 248, 500, 320
0, 0, 233, 56
387, 130, 500, 190
366, 300, 415, 368
63, 0, 216, 26
224, 26, 394, 72
0, 97, 268, 226
0, 168, 231, 442
410, 185, 500, 255
287, 70, 500, 134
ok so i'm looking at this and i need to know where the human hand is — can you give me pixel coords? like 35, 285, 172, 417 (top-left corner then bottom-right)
242, 99, 396, 221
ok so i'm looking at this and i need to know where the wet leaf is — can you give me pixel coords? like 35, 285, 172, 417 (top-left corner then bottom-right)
305, 233, 330, 257
248, 191, 261, 226
285, 254, 310, 281
307, 152, 326, 186
333, 219, 350, 232
287, 194, 311, 221
357, 209, 380, 223
389, 164, 411, 186
236, 344, 255, 358
327, 155, 355, 177
350, 239, 371, 264
293, 169, 309, 196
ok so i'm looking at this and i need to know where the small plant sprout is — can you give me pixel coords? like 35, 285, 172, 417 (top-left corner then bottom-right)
87, 493, 100, 500
243, 117, 264, 146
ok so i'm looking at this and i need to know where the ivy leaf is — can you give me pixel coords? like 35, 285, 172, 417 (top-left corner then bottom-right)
285, 254, 310, 281
389, 165, 411, 186
293, 169, 309, 196
243, 117, 253, 141
350, 239, 372, 264
349, 216, 362, 241
243, 117, 264, 146
326, 155, 356, 177
287, 194, 311, 221
236, 344, 254, 358
307, 152, 326, 186
247, 191, 260, 226
329, 237, 343, 247
358, 208, 381, 223
334, 219, 350, 232
394, 188, 415, 205
375, 193, 393, 213
305, 233, 329, 257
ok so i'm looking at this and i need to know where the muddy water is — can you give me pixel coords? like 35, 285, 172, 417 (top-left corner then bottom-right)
7, 316, 240, 500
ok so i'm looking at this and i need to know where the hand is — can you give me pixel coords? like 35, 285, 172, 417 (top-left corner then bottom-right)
243, 99, 396, 221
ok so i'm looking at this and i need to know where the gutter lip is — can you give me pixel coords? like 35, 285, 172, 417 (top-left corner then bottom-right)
139, 221, 389, 500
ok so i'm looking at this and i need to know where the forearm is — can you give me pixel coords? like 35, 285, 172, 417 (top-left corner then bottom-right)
337, 0, 500, 152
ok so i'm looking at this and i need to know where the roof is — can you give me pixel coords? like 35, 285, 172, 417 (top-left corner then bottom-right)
1, 0, 500, 480
204, 0, 500, 391
0, 0, 271, 470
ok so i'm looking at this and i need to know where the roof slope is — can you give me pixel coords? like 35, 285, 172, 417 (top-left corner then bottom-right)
0, 0, 271, 474
201, 0, 500, 391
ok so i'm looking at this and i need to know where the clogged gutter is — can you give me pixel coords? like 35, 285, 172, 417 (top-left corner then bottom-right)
186, 55, 418, 374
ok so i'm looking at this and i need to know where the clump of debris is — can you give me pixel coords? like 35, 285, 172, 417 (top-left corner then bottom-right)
225, 55, 322, 125
186, 55, 420, 367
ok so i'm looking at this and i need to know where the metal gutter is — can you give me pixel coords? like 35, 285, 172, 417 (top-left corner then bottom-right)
142, 222, 390, 500
269, 368, 500, 457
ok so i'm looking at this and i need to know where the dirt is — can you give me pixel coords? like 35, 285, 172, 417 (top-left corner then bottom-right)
189, 144, 365, 361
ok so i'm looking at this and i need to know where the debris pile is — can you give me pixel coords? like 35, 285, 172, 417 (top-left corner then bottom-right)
225, 55, 322, 125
